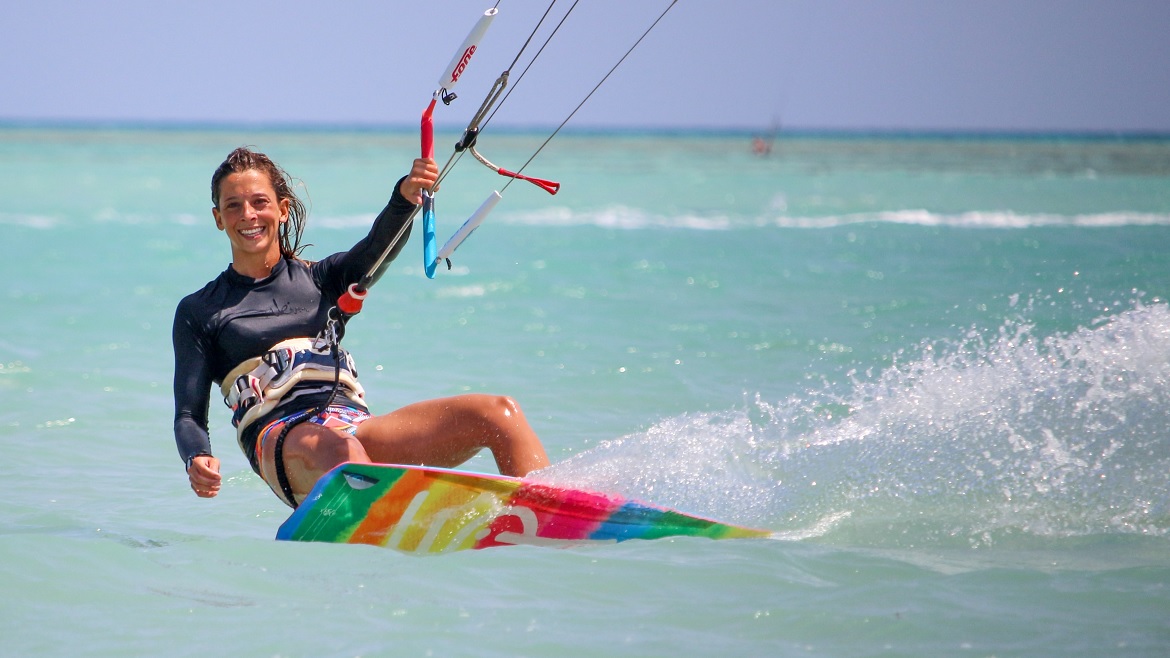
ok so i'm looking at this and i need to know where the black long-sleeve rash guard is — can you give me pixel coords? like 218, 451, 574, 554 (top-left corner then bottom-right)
172, 181, 416, 467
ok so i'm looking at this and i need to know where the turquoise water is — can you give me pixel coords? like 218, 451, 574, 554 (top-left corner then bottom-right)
2, 126, 1169, 656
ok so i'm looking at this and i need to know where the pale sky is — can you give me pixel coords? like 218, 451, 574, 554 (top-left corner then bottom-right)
2, 0, 1168, 132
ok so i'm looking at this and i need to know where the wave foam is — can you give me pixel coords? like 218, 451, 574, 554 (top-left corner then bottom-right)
504, 206, 733, 230
502, 207, 1170, 230
543, 300, 1170, 546
0, 212, 59, 229
773, 210, 1170, 229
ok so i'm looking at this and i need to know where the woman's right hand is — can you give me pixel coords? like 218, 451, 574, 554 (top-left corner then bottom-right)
399, 157, 440, 205
187, 455, 222, 498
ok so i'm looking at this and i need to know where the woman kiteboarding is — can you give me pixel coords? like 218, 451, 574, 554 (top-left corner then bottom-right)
172, 147, 549, 508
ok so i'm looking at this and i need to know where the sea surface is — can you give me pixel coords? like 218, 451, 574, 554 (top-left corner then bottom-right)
2, 125, 1169, 656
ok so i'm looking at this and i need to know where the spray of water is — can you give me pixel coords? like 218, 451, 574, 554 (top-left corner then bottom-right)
541, 300, 1170, 547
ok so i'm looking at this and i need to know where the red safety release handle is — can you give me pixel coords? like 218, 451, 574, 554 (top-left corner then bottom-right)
496, 167, 560, 195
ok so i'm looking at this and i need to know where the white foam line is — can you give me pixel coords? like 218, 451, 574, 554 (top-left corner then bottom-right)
0, 213, 59, 229
496, 207, 1170, 231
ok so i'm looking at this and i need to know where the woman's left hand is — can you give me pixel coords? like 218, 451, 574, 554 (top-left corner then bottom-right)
399, 158, 440, 205
187, 454, 222, 498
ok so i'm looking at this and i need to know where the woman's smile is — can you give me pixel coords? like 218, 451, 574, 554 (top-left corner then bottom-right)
238, 225, 267, 239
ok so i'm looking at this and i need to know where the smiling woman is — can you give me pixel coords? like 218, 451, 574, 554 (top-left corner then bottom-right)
209, 150, 305, 279
172, 146, 549, 509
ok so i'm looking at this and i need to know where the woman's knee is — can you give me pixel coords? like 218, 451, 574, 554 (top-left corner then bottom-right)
464, 393, 524, 424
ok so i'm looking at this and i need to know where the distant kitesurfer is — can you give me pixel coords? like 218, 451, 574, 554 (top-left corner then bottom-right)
173, 147, 549, 508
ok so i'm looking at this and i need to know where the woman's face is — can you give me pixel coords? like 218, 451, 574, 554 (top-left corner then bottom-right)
212, 169, 290, 266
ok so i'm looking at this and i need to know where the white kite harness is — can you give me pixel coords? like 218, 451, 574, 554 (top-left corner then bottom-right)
220, 337, 365, 449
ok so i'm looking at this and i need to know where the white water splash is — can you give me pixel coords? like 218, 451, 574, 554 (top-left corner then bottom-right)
543, 300, 1170, 546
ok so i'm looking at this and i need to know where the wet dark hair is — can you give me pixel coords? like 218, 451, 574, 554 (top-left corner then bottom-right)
211, 146, 308, 260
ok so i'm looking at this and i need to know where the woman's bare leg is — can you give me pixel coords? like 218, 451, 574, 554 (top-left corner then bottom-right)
354, 394, 550, 476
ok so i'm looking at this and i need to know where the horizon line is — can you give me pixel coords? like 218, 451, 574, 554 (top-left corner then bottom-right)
1, 117, 1168, 141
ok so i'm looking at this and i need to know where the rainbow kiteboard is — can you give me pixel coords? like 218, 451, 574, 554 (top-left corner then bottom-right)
276, 462, 771, 554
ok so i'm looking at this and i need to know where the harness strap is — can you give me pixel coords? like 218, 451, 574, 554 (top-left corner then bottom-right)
266, 337, 352, 510
272, 413, 309, 509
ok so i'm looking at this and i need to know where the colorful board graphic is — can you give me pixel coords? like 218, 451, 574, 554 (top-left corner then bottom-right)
276, 462, 772, 553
